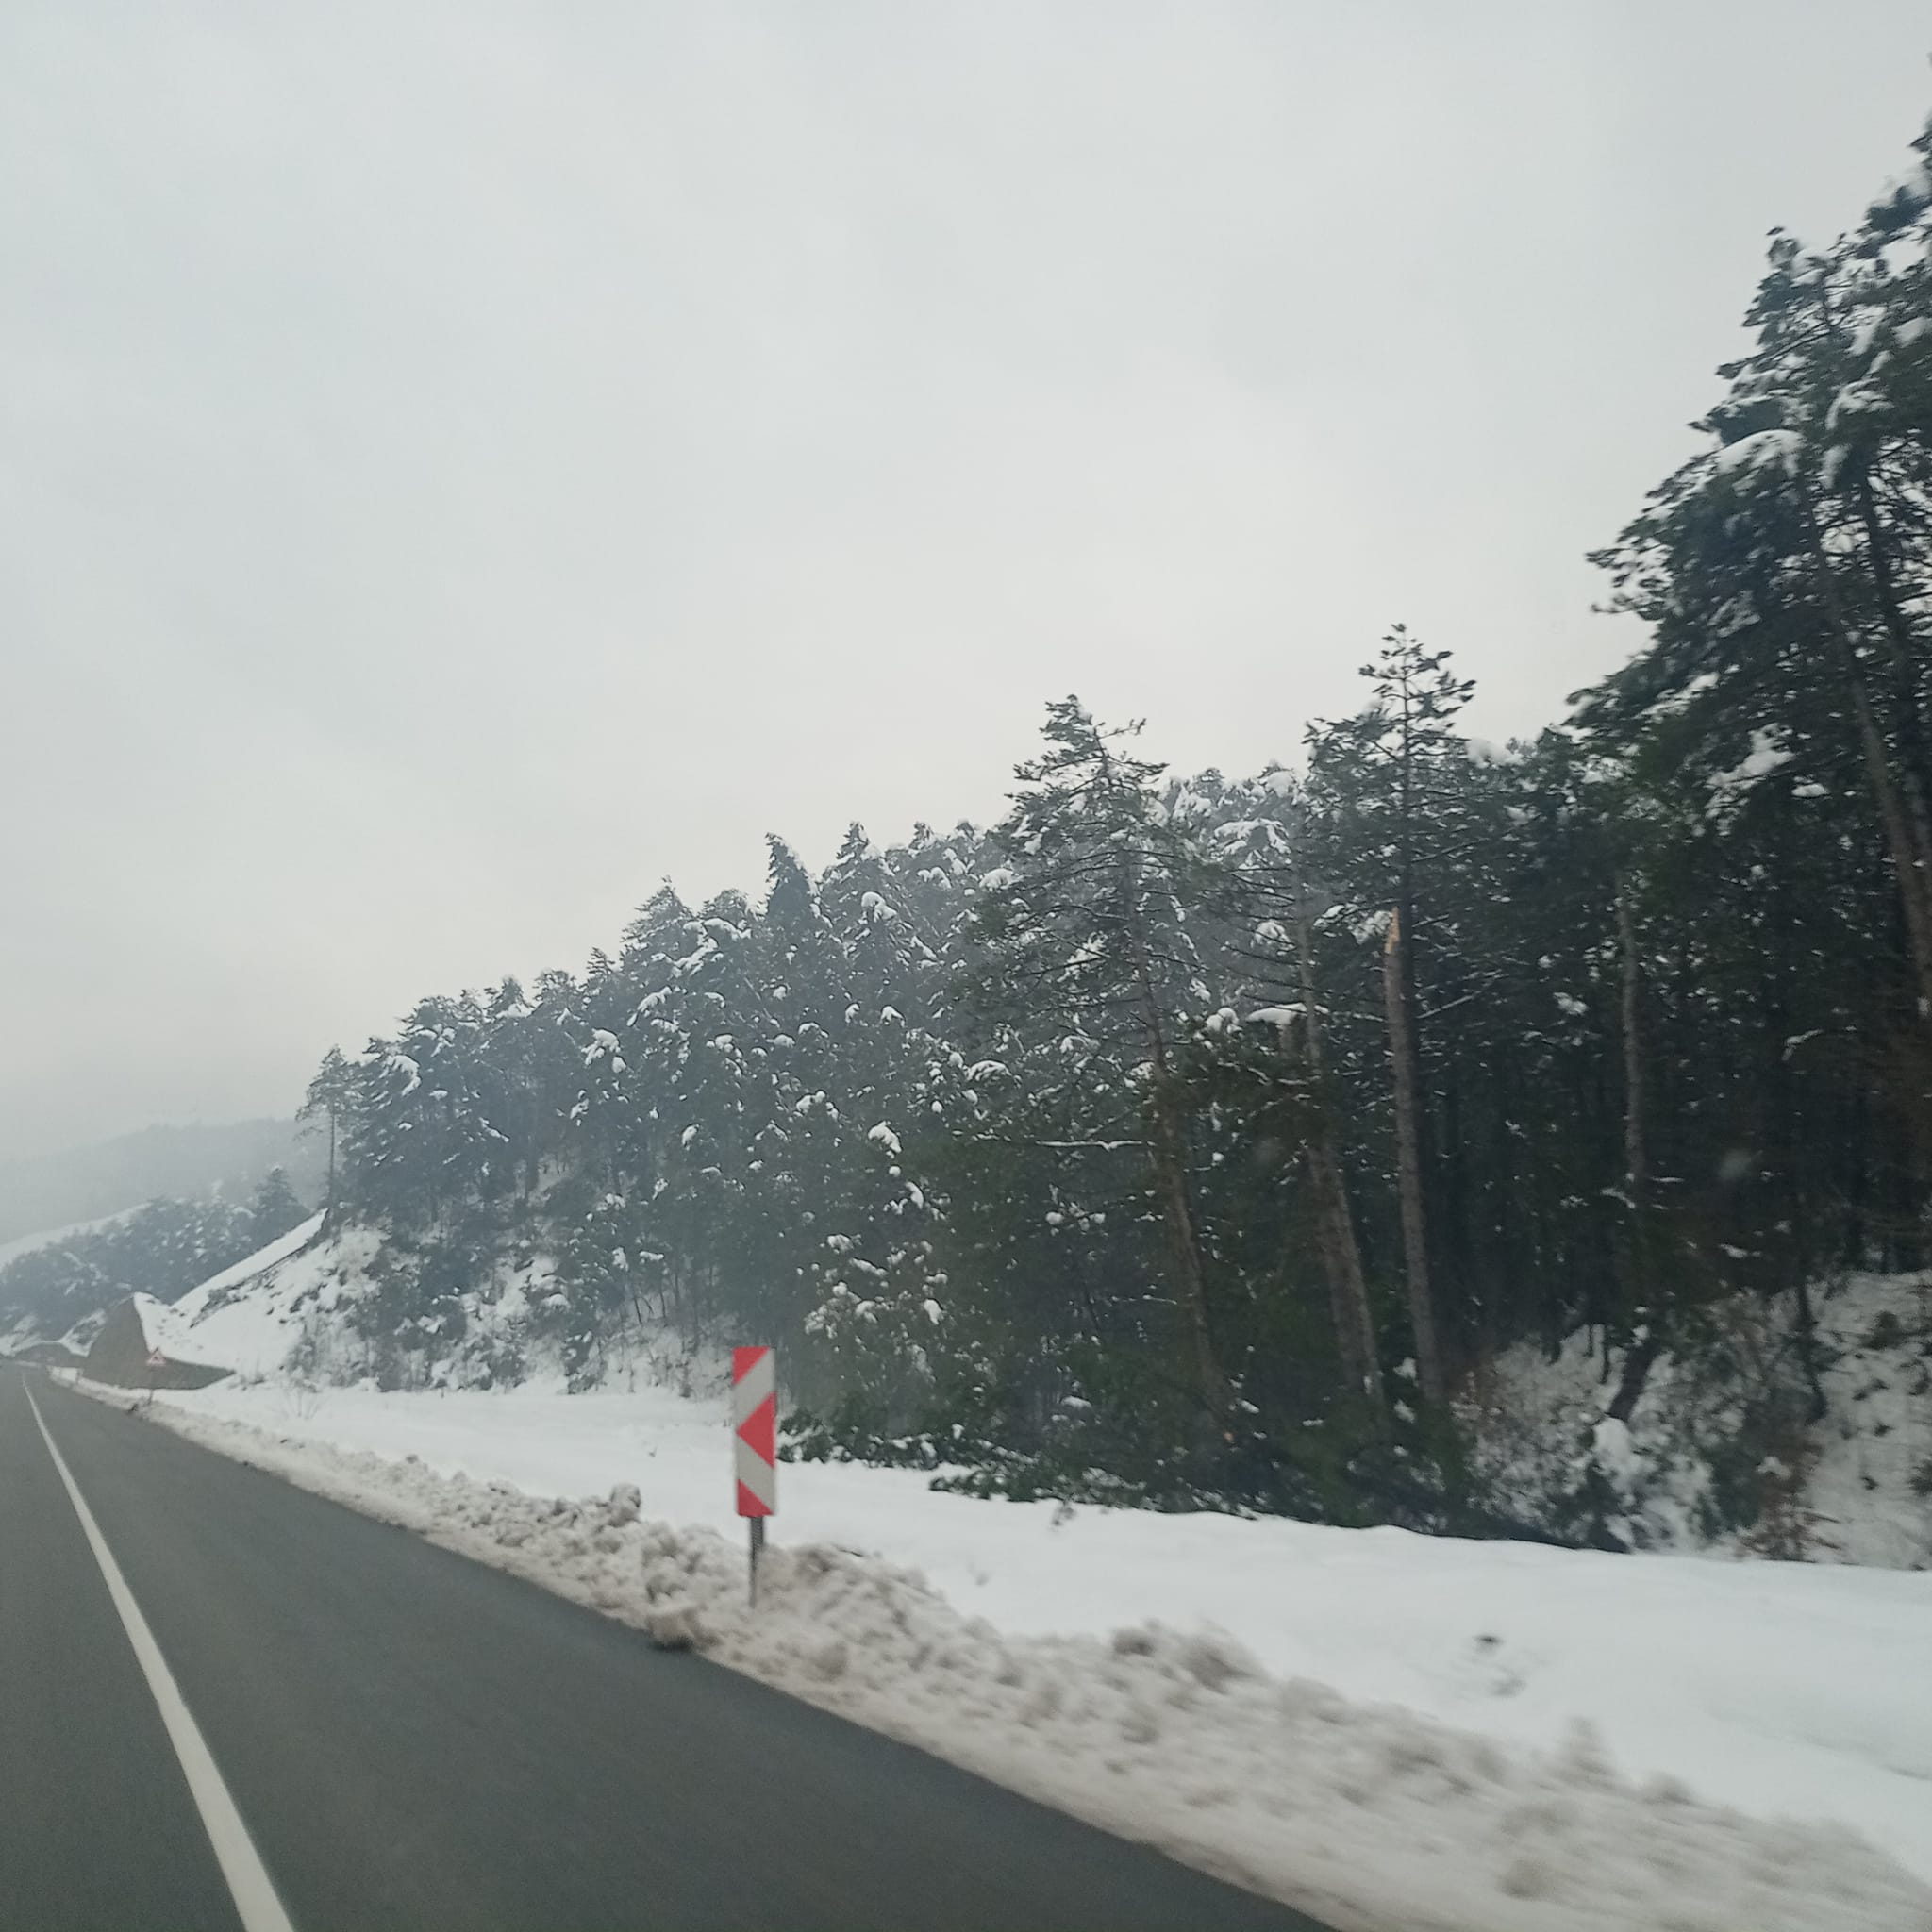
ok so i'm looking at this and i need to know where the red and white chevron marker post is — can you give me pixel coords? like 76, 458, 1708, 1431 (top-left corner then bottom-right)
732, 1346, 777, 1606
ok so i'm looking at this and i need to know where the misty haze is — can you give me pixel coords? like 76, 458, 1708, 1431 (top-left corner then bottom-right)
4, 8, 1931, 1932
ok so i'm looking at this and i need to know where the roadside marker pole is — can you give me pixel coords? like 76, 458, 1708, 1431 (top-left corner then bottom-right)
732, 1346, 776, 1607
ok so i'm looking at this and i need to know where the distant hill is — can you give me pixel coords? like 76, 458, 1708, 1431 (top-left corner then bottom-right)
0, 1120, 324, 1246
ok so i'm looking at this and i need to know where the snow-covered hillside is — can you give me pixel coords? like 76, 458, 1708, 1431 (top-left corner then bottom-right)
137, 1212, 707, 1393
99, 1369, 1932, 1931
133, 1211, 337, 1373
1466, 1272, 1932, 1570
163, 1210, 1932, 1575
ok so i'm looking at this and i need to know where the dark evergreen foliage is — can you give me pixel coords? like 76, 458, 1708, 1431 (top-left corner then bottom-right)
0, 1196, 272, 1339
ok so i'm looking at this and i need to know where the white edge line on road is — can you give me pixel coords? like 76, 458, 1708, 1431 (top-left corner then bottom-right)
25, 1379, 297, 1932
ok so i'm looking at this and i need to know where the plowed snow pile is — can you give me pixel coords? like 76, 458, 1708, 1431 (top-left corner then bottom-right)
75, 1380, 1932, 1932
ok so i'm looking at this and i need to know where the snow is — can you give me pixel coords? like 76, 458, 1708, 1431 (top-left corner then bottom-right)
177, 1212, 326, 1308
1707, 726, 1796, 820
1468, 1270, 1932, 1573
0, 1208, 137, 1274
1247, 1005, 1307, 1029
1709, 428, 1802, 480
126, 1213, 344, 1375
131, 1291, 219, 1365
1463, 737, 1515, 765
116, 1371, 1932, 1915
1828, 381, 1886, 430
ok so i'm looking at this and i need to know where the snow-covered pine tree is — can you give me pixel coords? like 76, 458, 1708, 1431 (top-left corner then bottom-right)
966, 699, 1238, 1428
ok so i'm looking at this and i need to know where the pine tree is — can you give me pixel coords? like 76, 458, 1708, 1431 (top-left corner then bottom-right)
968, 700, 1237, 1425
247, 1166, 307, 1246
299, 1046, 357, 1225
1305, 629, 1476, 1405
1591, 116, 1932, 1018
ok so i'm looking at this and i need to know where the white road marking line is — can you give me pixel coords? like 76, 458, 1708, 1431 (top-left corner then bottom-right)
25, 1381, 297, 1932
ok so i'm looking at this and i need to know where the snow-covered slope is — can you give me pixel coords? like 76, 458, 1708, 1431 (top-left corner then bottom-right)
148, 1212, 695, 1394
138, 1212, 332, 1373
1466, 1271, 1932, 1570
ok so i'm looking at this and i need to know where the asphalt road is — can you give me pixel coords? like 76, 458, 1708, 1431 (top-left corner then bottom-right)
0, 1366, 1333, 1932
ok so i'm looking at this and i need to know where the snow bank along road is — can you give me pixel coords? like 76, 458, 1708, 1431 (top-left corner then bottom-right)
0, 1366, 1325, 1932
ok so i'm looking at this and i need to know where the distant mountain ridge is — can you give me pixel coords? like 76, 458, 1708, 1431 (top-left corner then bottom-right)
0, 1119, 323, 1246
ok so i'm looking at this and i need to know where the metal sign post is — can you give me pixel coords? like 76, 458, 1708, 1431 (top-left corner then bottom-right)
145, 1347, 166, 1408
732, 1346, 776, 1606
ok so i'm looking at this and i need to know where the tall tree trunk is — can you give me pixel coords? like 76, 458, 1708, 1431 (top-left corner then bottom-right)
1846, 653, 1932, 1013
1790, 1276, 1829, 1424
1853, 466, 1932, 841
1297, 897, 1385, 1424
1760, 787, 1829, 1423
1609, 873, 1661, 1423
1383, 909, 1443, 1404
1617, 875, 1648, 1220
1147, 1082, 1235, 1424
1124, 882, 1233, 1424
1804, 495, 1932, 1016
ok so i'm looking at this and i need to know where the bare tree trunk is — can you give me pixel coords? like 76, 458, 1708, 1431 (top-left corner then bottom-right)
1853, 466, 1932, 840
1307, 1141, 1384, 1418
1297, 898, 1385, 1424
1607, 1328, 1663, 1425
1804, 496, 1932, 1016
1609, 873, 1661, 1423
1124, 878, 1234, 1425
1383, 909, 1443, 1404
1148, 1083, 1235, 1424
1617, 875, 1647, 1217
1847, 653, 1932, 1015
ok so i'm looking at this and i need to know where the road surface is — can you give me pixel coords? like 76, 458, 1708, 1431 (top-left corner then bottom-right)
0, 1366, 1333, 1931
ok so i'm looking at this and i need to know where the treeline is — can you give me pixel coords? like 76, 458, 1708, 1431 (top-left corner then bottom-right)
0, 1118, 316, 1248
304, 111, 1932, 1523
0, 1168, 309, 1342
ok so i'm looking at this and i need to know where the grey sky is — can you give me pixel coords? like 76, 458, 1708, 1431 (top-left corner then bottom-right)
3, 3, 1928, 1161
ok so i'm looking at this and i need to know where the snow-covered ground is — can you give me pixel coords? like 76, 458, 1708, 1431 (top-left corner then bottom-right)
129, 1210, 337, 1374
1468, 1271, 1932, 1569
119, 1370, 1932, 1928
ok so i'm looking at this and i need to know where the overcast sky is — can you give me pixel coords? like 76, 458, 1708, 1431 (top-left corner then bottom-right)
3, 3, 1929, 1161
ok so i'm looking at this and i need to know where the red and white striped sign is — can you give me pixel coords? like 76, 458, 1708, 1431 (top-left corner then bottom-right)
733, 1346, 777, 1518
